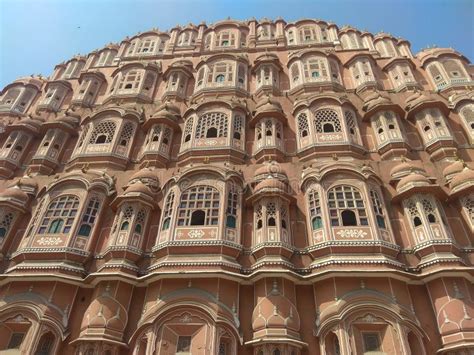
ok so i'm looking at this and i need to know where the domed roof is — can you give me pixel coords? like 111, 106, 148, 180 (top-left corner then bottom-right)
397, 173, 431, 192
124, 181, 154, 197
252, 97, 285, 123
145, 103, 181, 130
390, 160, 425, 179
252, 282, 300, 333
151, 102, 180, 119
254, 178, 287, 193
0, 187, 29, 203
81, 295, 127, 334
128, 168, 160, 192
450, 167, 474, 191
130, 168, 159, 183
361, 92, 402, 118
7, 117, 42, 135
254, 163, 286, 178
443, 160, 465, 180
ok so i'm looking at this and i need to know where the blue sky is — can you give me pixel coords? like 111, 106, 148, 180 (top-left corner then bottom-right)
0, 0, 473, 88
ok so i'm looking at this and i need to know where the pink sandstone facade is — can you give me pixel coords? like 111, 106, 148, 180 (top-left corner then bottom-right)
0, 17, 473, 355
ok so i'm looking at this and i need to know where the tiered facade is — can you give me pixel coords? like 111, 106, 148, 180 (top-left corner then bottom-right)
0, 17, 473, 355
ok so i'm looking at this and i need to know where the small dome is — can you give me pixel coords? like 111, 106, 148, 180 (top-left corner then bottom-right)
252, 97, 285, 123
254, 163, 287, 179
397, 173, 431, 191
57, 114, 80, 127
130, 168, 159, 183
128, 168, 159, 192
124, 181, 153, 196
151, 103, 180, 120
252, 284, 300, 333
0, 187, 29, 203
81, 296, 127, 333
255, 178, 287, 193
450, 167, 474, 190
443, 160, 465, 180
390, 160, 425, 179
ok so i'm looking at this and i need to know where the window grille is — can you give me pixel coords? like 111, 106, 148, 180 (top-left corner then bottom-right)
233, 115, 243, 140
461, 194, 474, 227
118, 122, 135, 147
161, 190, 175, 230
0, 209, 14, 244
226, 185, 238, 228
177, 185, 220, 226
344, 110, 358, 139
304, 58, 328, 79
308, 188, 322, 230
370, 190, 386, 229
443, 59, 465, 78
89, 121, 116, 144
38, 195, 80, 235
183, 117, 194, 142
297, 113, 309, 137
78, 197, 101, 237
314, 109, 342, 133
460, 104, 474, 133
195, 112, 228, 139
328, 186, 368, 226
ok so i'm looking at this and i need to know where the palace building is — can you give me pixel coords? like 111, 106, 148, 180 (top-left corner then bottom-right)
0, 17, 473, 355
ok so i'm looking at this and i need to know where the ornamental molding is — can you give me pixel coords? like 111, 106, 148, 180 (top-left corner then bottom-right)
336, 229, 368, 239
36, 237, 63, 246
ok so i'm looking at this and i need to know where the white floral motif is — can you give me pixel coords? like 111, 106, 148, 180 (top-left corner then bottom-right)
37, 237, 63, 246
188, 229, 204, 239
179, 313, 192, 323
320, 134, 343, 141
336, 229, 367, 238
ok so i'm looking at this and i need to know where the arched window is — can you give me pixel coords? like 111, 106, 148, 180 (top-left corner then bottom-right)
38, 195, 80, 234
121, 221, 130, 230
119, 70, 143, 91
298, 113, 309, 137
442, 59, 467, 79
416, 108, 451, 143
308, 188, 322, 230
118, 122, 135, 148
161, 191, 175, 231
226, 187, 238, 228
291, 63, 300, 83
422, 199, 437, 224
314, 109, 342, 133
299, 26, 317, 42
267, 202, 277, 227
371, 111, 403, 145
0, 210, 14, 243
459, 104, 474, 139
78, 197, 101, 237
177, 186, 220, 226
370, 190, 387, 229
237, 64, 246, 85
461, 194, 474, 229
273, 349, 281, 355
195, 112, 228, 139
233, 115, 243, 141
345, 110, 359, 142
183, 117, 194, 143
89, 120, 117, 145
427, 63, 446, 87
216, 31, 236, 47
304, 58, 328, 80
35, 332, 55, 355
328, 186, 368, 226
